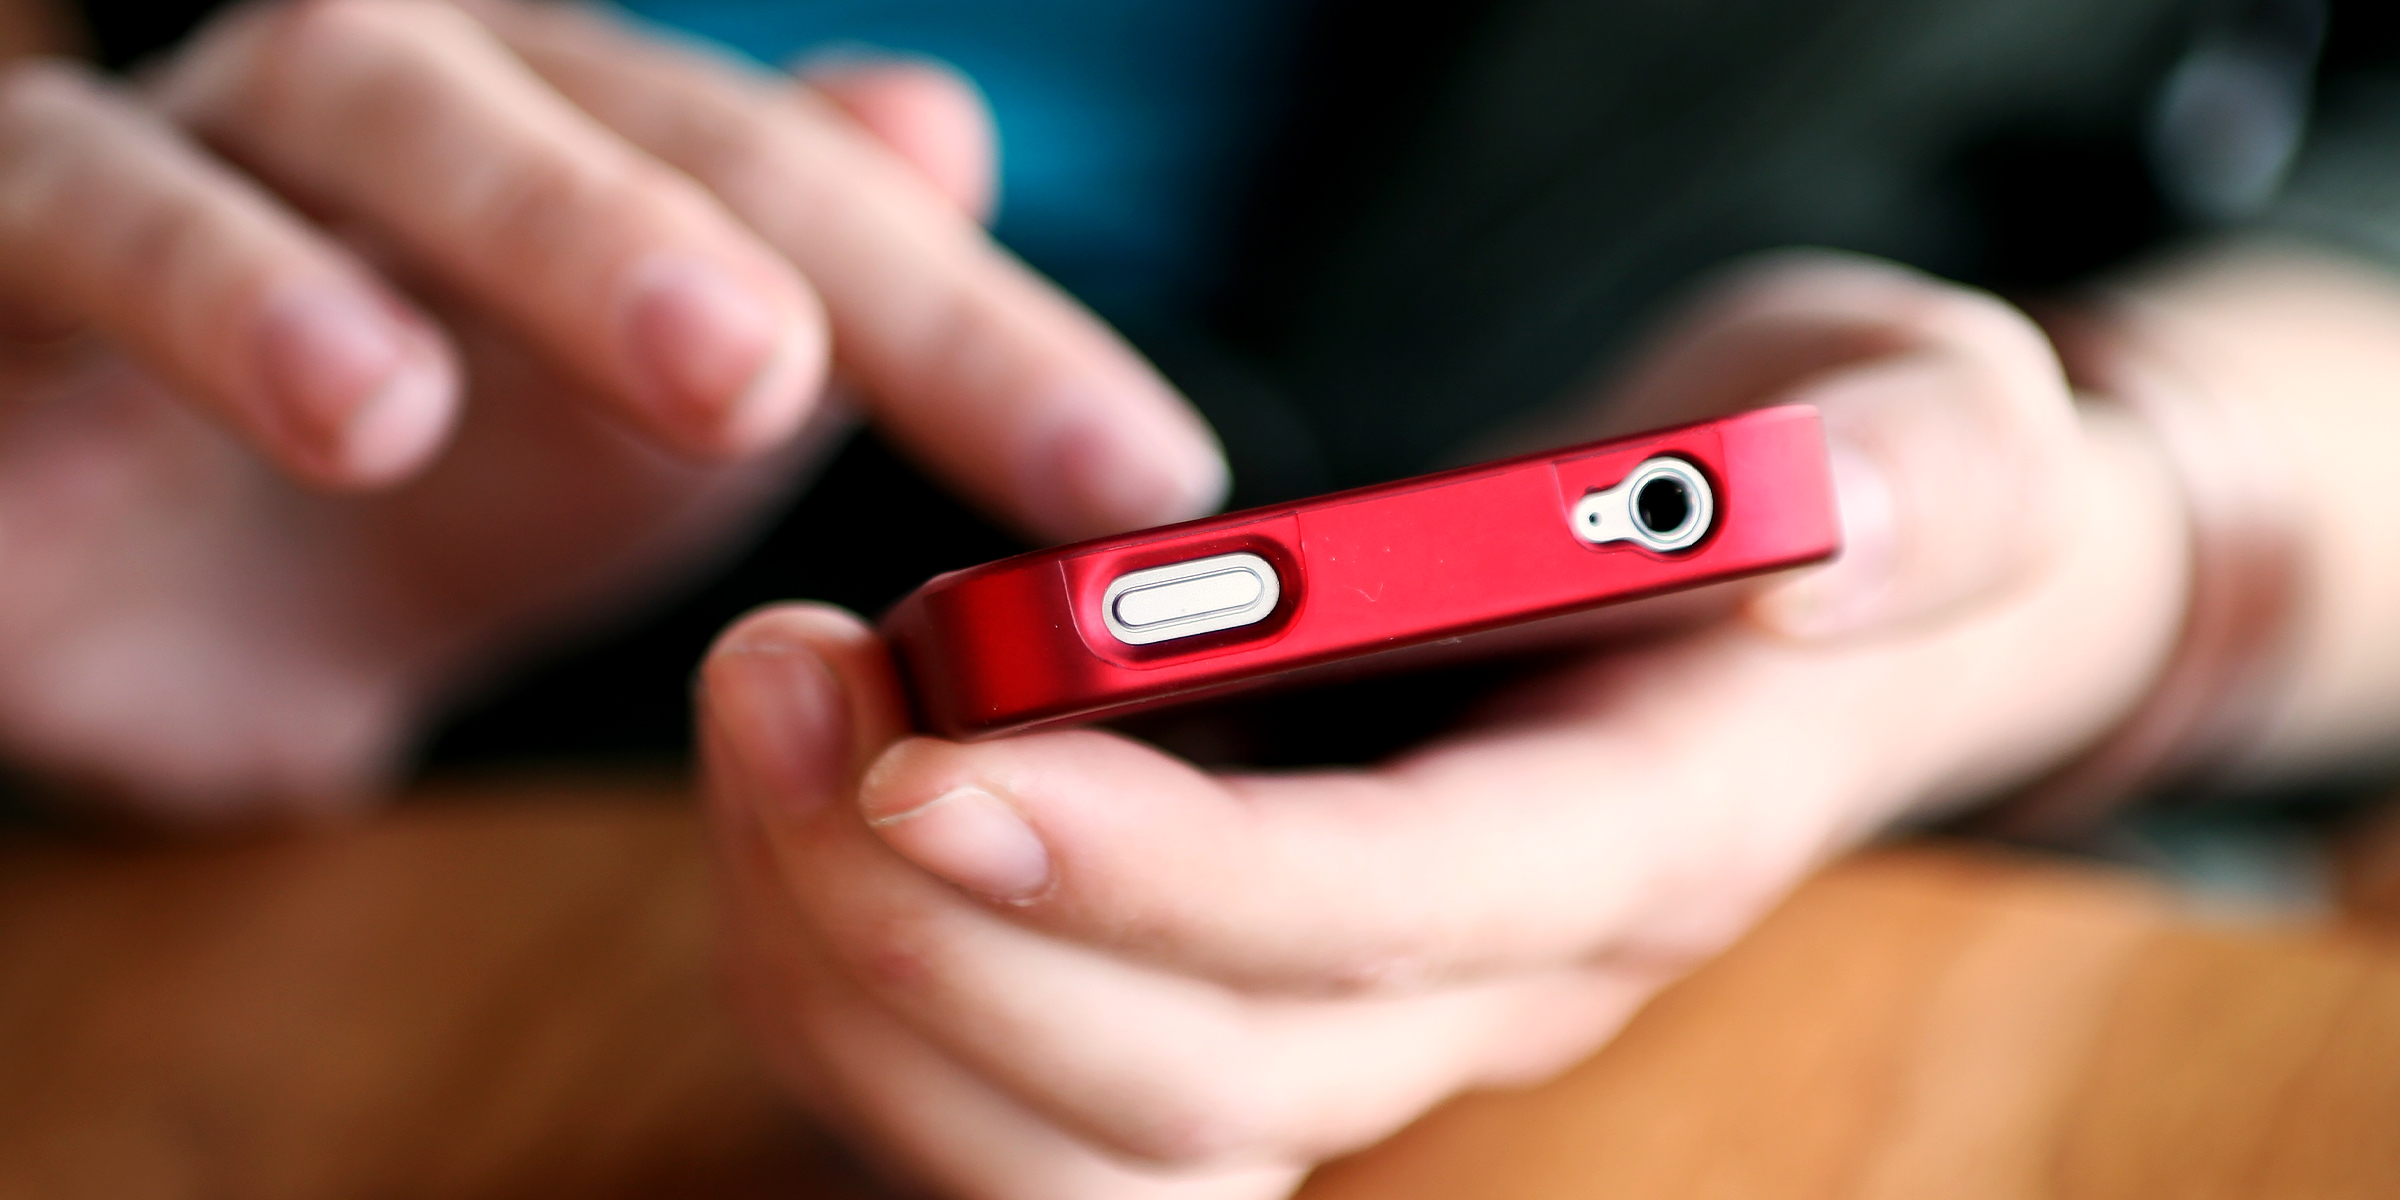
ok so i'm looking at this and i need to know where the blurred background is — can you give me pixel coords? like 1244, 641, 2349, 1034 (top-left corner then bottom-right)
55, 0, 2354, 787
8, 0, 2400, 1195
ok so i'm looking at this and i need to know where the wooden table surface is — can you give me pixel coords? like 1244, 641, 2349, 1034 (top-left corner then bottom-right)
4, 777, 2398, 1199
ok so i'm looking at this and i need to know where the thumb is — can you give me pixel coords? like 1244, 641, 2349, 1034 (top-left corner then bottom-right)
700, 603, 911, 825
1746, 274, 2082, 638
1592, 251, 2080, 638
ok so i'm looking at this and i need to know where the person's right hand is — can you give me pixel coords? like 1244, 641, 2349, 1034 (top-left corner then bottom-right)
692, 254, 2193, 1200
0, 0, 1225, 818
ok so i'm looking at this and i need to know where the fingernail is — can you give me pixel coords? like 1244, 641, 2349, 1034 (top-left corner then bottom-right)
1757, 437, 1901, 635
1020, 402, 1229, 540
707, 627, 848, 819
869, 785, 1051, 902
621, 254, 786, 435
257, 283, 445, 477
334, 355, 454, 485
716, 324, 825, 453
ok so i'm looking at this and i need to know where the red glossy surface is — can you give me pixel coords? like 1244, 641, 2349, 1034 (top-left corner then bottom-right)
883, 406, 1841, 738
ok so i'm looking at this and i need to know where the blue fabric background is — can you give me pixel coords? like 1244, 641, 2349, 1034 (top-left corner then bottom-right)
614, 0, 1305, 320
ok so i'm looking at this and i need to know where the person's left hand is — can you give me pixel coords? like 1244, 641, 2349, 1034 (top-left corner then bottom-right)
695, 256, 2196, 1199
0, 0, 1221, 819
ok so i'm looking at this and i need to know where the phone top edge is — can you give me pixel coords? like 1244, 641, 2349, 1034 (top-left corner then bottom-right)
908, 404, 1825, 598
881, 404, 1838, 740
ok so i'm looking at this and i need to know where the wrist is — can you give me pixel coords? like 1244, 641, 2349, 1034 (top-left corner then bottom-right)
1899, 399, 2193, 823
1981, 294, 2309, 834
2108, 246, 2400, 783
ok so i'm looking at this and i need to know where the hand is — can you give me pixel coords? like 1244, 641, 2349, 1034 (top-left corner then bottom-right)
695, 254, 2197, 1199
0, 0, 1224, 817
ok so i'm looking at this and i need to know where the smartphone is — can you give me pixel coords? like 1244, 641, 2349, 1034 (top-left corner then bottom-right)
883, 404, 1840, 740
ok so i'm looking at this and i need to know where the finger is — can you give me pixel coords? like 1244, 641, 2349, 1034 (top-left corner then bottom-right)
770, 974, 1311, 1200
850, 653, 1845, 991
796, 52, 997, 222
700, 621, 1646, 1169
156, 0, 827, 459
699, 605, 1789, 990
791, 831, 1642, 1169
481, 3, 1227, 541
712, 786, 1309, 1200
715, 873, 1315, 1200
0, 59, 457, 486
1604, 252, 2083, 637
700, 614, 1315, 1195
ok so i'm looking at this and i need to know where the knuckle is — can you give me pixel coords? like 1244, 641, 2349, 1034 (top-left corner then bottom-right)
260, 0, 709, 271
460, 148, 663, 271
681, 91, 874, 228
673, 105, 788, 206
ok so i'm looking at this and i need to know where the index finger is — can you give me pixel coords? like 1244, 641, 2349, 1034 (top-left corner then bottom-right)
156, 0, 829, 460
481, 3, 1227, 542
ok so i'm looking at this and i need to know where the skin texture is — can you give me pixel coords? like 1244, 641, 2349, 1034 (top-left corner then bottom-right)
698, 242, 2400, 1199
14, 0, 2400, 1196
0, 0, 1225, 816
2121, 248, 2400, 781
698, 255, 2224, 1200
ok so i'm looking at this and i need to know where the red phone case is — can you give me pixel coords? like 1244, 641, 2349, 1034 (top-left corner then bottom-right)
883, 405, 1841, 739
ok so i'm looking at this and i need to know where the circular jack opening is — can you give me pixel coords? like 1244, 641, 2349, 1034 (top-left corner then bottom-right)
1569, 456, 1714, 553
1636, 476, 1693, 537
1624, 458, 1711, 551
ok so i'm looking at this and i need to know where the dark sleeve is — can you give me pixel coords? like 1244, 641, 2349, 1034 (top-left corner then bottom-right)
72, 0, 226, 69
2264, 3, 2400, 265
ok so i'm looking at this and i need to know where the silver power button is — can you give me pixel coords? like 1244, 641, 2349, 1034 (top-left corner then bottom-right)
1100, 552, 1282, 645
